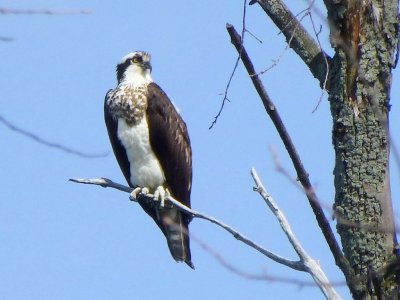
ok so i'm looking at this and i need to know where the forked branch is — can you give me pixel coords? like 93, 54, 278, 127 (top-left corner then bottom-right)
71, 176, 340, 299
70, 177, 304, 271
251, 168, 340, 300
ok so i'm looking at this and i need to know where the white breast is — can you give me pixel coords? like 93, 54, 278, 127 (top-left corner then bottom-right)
117, 117, 165, 190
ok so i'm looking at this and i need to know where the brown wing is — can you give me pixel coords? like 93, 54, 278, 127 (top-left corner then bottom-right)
146, 82, 192, 210
147, 82, 194, 268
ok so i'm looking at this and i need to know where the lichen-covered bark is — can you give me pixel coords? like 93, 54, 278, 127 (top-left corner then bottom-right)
327, 0, 399, 298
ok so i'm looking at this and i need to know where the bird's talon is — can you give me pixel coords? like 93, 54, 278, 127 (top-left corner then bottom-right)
130, 187, 142, 201
130, 187, 149, 201
154, 186, 167, 208
141, 187, 149, 195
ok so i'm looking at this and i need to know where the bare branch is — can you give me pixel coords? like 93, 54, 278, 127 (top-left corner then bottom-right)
70, 177, 306, 271
71, 177, 350, 294
194, 231, 346, 289
225, 23, 356, 288
251, 168, 308, 259
250, 0, 331, 88
0, 115, 107, 158
0, 8, 91, 15
269, 145, 400, 237
209, 58, 238, 130
69, 178, 131, 193
209, 0, 248, 129
244, 29, 263, 44
0, 36, 13, 42
251, 168, 341, 300
71, 176, 345, 298
255, 7, 310, 76
0, 7, 90, 42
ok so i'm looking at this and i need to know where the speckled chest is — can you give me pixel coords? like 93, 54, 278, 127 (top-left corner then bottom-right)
106, 84, 148, 125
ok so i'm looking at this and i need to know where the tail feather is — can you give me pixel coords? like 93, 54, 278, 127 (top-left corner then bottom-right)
160, 207, 194, 269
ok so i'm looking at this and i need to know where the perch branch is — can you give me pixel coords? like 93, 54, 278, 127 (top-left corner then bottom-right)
70, 177, 306, 271
226, 23, 355, 286
250, 0, 330, 88
69, 178, 131, 193
251, 168, 341, 300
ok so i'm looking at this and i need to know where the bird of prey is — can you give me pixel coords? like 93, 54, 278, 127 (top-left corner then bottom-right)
104, 51, 193, 268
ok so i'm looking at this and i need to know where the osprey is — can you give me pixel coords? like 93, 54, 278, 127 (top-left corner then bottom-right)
104, 51, 193, 268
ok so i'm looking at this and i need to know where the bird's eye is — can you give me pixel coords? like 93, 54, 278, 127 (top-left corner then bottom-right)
131, 57, 141, 63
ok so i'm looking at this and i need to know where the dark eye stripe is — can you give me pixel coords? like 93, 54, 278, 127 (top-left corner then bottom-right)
132, 56, 143, 63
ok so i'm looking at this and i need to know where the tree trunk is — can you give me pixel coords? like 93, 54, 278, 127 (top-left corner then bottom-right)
327, 0, 399, 298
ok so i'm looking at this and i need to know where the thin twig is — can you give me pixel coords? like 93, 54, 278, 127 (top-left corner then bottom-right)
225, 23, 355, 288
194, 231, 346, 289
0, 115, 107, 158
255, 10, 309, 76
244, 29, 263, 43
0, 36, 13, 42
252, 0, 331, 88
308, 8, 330, 112
209, 0, 248, 129
70, 177, 305, 271
208, 58, 238, 130
0, 8, 91, 15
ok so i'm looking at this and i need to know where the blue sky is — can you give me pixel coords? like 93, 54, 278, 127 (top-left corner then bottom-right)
1, 1, 399, 299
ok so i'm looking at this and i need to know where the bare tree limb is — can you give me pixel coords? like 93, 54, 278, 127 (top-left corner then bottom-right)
269, 145, 400, 237
192, 224, 347, 290
69, 178, 131, 193
225, 23, 356, 288
70, 177, 306, 271
71, 175, 344, 298
0, 36, 13, 42
0, 7, 90, 42
249, 0, 330, 88
0, 8, 91, 15
0, 115, 107, 158
251, 168, 341, 300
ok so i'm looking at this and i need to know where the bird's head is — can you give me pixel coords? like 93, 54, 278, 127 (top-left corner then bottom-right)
116, 51, 152, 85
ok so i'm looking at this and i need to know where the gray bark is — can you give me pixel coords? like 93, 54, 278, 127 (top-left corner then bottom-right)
327, 0, 399, 298
253, 0, 399, 298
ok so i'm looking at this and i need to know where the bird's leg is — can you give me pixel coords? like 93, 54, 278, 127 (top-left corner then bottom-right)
129, 187, 149, 201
